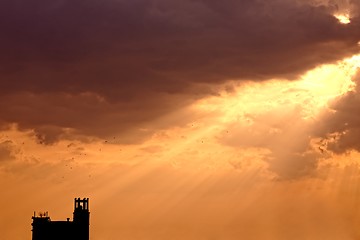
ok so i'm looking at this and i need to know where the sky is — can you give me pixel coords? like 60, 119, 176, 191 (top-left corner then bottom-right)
1, 0, 360, 239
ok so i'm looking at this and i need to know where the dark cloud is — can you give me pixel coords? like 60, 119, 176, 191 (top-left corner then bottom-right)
1, 0, 359, 142
315, 71, 360, 153
350, 0, 360, 17
0, 91, 199, 144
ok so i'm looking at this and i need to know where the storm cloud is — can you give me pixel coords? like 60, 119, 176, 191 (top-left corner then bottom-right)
315, 70, 360, 154
1, 0, 360, 142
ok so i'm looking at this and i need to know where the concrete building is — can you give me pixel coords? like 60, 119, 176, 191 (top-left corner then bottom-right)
32, 198, 90, 240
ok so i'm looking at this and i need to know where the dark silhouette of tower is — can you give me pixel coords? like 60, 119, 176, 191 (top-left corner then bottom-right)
73, 198, 90, 240
32, 198, 90, 240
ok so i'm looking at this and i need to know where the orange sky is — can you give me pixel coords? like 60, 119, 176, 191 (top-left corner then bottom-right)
1, 1, 360, 239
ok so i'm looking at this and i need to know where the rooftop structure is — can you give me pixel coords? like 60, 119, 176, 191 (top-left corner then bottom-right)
32, 198, 90, 240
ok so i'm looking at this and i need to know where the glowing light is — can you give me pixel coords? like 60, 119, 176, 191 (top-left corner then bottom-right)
202, 55, 357, 118
344, 54, 360, 71
334, 14, 351, 24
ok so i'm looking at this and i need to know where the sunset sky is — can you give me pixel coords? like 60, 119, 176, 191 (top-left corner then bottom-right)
1, 0, 360, 239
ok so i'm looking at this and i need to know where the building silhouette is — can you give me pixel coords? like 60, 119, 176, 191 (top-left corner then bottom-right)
32, 198, 90, 240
